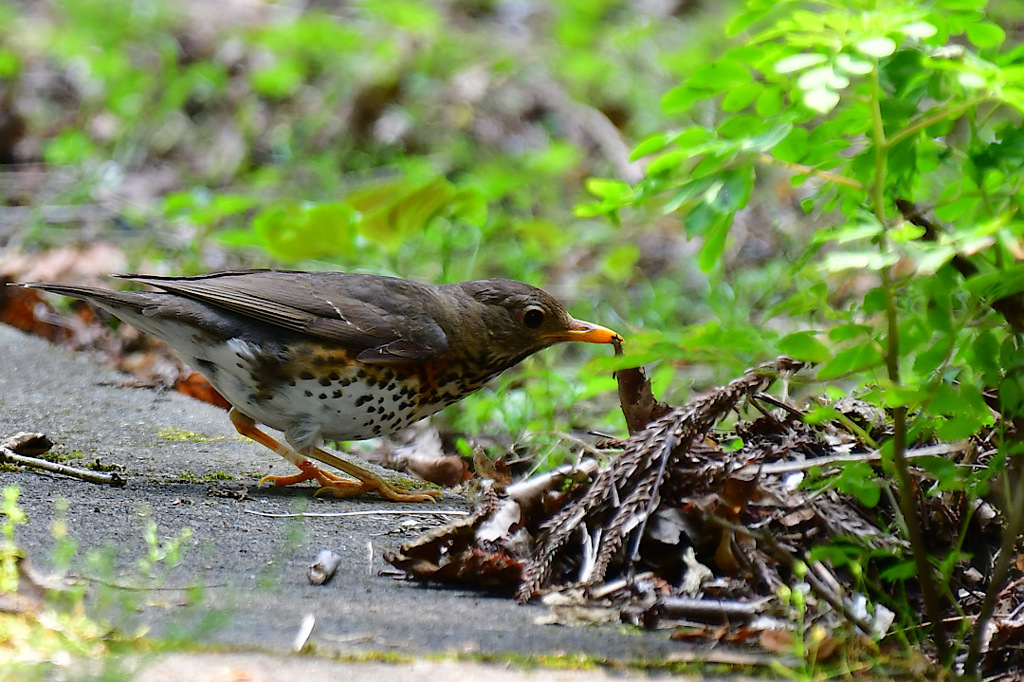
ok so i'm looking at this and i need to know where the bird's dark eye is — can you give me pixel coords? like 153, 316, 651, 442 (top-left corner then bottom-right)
522, 307, 545, 329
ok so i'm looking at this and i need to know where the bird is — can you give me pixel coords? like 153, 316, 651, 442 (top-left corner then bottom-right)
20, 270, 623, 501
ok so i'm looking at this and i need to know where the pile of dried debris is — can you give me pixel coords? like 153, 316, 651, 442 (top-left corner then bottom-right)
387, 357, 1021, 676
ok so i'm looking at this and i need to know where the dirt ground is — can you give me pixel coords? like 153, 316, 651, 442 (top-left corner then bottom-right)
1, 322, 711, 678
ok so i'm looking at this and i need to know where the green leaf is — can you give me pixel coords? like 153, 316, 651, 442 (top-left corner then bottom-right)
778, 331, 832, 363
880, 561, 918, 581
823, 323, 872, 342
917, 242, 954, 272
900, 21, 938, 40
645, 148, 692, 175
855, 37, 897, 58
698, 216, 730, 272
727, 6, 771, 36
964, 265, 1024, 301
253, 202, 358, 261
915, 456, 968, 492
658, 180, 703, 215
935, 413, 987, 441
803, 405, 841, 426
756, 86, 784, 116
821, 251, 899, 272
803, 86, 840, 113
357, 178, 457, 250
966, 22, 1005, 48
631, 132, 676, 161
913, 339, 949, 375
775, 53, 828, 74
834, 461, 881, 507
722, 82, 762, 112
797, 65, 839, 90
888, 221, 925, 242
687, 58, 752, 90
835, 53, 874, 75
586, 178, 634, 202
816, 343, 885, 379
42, 130, 97, 165
661, 85, 703, 114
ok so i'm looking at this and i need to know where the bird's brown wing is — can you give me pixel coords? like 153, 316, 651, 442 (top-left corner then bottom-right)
118, 270, 450, 361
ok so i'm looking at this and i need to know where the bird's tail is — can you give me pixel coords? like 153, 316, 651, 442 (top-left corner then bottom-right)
15, 282, 153, 315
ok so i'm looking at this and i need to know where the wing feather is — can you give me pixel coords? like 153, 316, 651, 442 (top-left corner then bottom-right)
118, 270, 450, 361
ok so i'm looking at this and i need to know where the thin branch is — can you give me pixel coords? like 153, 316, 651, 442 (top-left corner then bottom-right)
1, 446, 126, 487
964, 458, 1024, 675
737, 441, 971, 477
886, 97, 989, 148
756, 153, 865, 190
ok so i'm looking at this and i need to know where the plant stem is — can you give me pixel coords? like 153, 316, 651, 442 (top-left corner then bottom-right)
756, 153, 866, 190
964, 451, 1024, 675
886, 97, 988, 148
869, 65, 952, 665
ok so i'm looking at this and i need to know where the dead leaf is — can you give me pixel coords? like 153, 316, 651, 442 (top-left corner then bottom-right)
472, 447, 513, 487
615, 364, 672, 435
1, 432, 53, 456
612, 337, 671, 434
760, 628, 795, 654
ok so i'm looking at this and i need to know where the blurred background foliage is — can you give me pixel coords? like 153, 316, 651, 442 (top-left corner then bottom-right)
0, 0, 756, 460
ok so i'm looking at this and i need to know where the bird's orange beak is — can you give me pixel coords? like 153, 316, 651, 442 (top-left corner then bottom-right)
545, 318, 623, 345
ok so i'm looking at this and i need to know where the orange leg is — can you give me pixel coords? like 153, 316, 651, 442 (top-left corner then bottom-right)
228, 408, 441, 502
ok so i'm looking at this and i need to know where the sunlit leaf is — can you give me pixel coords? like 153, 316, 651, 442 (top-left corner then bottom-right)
900, 21, 938, 39
775, 52, 828, 74
915, 245, 957, 275
855, 37, 897, 58
835, 53, 874, 75
888, 221, 925, 242
803, 86, 840, 113
821, 250, 899, 272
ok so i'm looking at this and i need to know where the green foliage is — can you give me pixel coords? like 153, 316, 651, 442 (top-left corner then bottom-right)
603, 0, 1023, 443
136, 513, 193, 583
1, 486, 27, 593
590, 0, 1022, 669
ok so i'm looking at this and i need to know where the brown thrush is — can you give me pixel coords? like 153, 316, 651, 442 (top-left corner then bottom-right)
23, 270, 622, 501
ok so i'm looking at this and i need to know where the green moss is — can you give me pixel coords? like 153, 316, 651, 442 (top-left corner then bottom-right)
157, 427, 224, 443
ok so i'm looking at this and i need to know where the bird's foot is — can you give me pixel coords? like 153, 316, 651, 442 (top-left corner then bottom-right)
259, 460, 361, 490
261, 459, 441, 502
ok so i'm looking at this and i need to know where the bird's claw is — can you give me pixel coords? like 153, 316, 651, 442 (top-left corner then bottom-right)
260, 459, 441, 502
